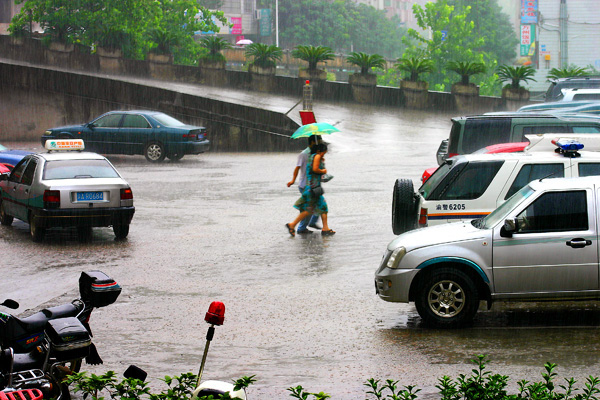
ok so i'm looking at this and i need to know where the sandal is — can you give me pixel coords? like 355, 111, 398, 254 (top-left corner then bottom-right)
285, 223, 295, 237
321, 229, 336, 236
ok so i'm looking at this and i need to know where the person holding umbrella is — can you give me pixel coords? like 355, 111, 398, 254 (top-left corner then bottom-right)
285, 142, 335, 236
287, 134, 322, 234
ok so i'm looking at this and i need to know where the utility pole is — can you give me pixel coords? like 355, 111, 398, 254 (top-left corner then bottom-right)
559, 0, 568, 67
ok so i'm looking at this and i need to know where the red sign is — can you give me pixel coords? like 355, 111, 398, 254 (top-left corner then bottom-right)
231, 17, 242, 35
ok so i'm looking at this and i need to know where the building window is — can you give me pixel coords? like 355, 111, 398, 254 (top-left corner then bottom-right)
243, 0, 254, 14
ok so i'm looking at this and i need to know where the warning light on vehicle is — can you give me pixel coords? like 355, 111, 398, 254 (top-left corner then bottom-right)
554, 139, 584, 152
204, 301, 225, 326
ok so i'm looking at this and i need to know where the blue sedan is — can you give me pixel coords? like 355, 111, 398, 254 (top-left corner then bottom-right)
40, 111, 210, 162
0, 144, 32, 170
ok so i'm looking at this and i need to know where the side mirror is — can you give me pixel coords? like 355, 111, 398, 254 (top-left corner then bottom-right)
87, 123, 96, 129
500, 218, 516, 238
0, 173, 8, 181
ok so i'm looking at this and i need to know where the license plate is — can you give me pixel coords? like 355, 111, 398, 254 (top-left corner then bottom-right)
76, 191, 103, 201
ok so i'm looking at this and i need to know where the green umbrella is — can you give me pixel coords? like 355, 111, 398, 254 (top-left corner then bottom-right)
290, 122, 340, 139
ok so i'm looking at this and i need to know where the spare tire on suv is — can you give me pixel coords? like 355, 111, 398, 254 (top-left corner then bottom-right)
392, 179, 419, 235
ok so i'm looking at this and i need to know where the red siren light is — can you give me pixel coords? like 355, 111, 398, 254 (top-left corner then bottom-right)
305, 80, 310, 85
205, 301, 225, 326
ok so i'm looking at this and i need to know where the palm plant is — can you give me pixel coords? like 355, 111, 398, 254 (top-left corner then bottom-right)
547, 66, 590, 80
245, 43, 283, 69
346, 52, 385, 75
199, 36, 231, 62
291, 45, 334, 71
497, 65, 536, 89
395, 56, 434, 82
447, 61, 486, 85
149, 27, 180, 55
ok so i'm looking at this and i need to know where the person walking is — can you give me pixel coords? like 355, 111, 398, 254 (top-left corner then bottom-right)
287, 135, 321, 234
285, 143, 335, 237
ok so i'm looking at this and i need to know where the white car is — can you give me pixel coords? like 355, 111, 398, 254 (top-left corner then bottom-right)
392, 135, 600, 234
0, 140, 135, 242
378, 175, 600, 327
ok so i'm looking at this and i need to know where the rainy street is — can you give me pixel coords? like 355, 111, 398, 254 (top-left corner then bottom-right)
2, 102, 600, 399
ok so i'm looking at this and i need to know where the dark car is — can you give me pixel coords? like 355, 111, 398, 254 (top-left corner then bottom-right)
40, 111, 210, 162
0, 144, 33, 170
545, 76, 600, 102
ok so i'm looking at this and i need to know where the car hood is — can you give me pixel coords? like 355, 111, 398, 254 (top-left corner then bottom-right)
388, 221, 487, 252
48, 124, 87, 131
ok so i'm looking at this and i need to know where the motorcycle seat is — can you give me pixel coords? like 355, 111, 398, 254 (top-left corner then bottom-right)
14, 303, 79, 333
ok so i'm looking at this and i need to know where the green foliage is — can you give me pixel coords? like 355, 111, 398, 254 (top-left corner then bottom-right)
547, 66, 591, 80
395, 55, 435, 82
497, 65, 537, 89
376, 67, 402, 87
199, 36, 232, 62
287, 385, 331, 400
66, 371, 254, 400
346, 52, 385, 75
277, 0, 407, 58
8, 0, 229, 61
245, 43, 283, 69
447, 60, 486, 85
291, 45, 335, 71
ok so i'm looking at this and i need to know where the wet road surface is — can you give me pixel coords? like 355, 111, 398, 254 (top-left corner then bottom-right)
2, 102, 600, 399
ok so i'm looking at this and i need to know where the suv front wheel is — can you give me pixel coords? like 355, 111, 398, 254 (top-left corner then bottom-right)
415, 268, 479, 328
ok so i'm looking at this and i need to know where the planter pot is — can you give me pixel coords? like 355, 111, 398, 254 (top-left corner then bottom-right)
97, 46, 123, 74
349, 73, 377, 104
198, 58, 227, 86
249, 64, 276, 92
451, 83, 479, 113
46, 41, 74, 66
502, 87, 530, 111
148, 52, 174, 80
400, 80, 429, 109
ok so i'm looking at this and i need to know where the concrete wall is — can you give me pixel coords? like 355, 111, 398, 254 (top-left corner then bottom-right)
0, 61, 303, 152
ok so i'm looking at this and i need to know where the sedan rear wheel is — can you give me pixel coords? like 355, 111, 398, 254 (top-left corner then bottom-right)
29, 215, 46, 242
113, 223, 129, 240
0, 201, 13, 226
144, 142, 166, 163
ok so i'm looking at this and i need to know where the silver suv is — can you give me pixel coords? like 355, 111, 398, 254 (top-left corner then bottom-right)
377, 175, 600, 327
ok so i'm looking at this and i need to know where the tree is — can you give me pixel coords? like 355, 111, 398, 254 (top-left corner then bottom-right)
497, 65, 536, 89
291, 45, 335, 71
395, 56, 434, 82
447, 61, 486, 85
346, 52, 385, 75
245, 43, 283, 69
448, 0, 519, 66
547, 66, 591, 80
276, 0, 406, 58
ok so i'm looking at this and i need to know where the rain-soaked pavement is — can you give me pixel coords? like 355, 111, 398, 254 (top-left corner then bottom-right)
2, 101, 600, 399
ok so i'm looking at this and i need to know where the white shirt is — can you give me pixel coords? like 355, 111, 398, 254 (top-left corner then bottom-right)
296, 147, 311, 189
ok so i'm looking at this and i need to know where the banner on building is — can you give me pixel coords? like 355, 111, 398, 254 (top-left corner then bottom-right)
230, 17, 242, 35
520, 24, 535, 56
259, 9, 272, 37
521, 0, 538, 24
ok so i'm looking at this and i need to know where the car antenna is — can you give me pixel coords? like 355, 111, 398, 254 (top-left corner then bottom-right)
539, 172, 556, 182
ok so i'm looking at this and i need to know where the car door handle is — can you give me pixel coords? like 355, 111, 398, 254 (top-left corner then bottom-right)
566, 238, 592, 248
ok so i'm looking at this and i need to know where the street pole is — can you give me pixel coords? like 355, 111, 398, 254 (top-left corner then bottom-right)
275, 0, 279, 47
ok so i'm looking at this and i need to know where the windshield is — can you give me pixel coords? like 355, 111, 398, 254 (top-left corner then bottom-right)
43, 159, 120, 180
474, 185, 535, 229
419, 162, 453, 198
152, 113, 186, 127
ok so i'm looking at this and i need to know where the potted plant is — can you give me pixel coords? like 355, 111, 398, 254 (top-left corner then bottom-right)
198, 36, 231, 69
148, 27, 178, 63
245, 42, 283, 92
395, 55, 434, 109
346, 52, 385, 103
497, 64, 537, 108
291, 45, 334, 82
547, 66, 590, 80
447, 60, 486, 112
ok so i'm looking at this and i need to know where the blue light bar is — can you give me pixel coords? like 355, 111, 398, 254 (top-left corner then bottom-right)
556, 139, 584, 151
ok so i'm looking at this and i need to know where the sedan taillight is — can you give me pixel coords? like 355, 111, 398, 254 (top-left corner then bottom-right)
120, 188, 133, 200
43, 190, 60, 208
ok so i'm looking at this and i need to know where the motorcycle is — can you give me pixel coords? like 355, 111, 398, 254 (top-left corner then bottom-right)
0, 271, 121, 399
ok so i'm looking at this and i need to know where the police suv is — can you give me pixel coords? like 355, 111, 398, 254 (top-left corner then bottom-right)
392, 135, 600, 235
